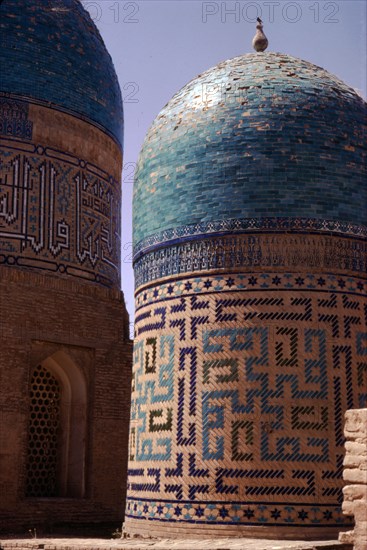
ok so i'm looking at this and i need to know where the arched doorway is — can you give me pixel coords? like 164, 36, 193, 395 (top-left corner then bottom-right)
26, 351, 87, 498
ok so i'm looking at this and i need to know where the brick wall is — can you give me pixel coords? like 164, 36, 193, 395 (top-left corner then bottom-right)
0, 268, 132, 534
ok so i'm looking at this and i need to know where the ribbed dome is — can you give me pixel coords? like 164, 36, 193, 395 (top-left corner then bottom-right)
133, 52, 366, 249
0, 0, 123, 145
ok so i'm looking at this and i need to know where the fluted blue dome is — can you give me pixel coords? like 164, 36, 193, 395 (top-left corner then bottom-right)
133, 53, 366, 251
0, 0, 123, 145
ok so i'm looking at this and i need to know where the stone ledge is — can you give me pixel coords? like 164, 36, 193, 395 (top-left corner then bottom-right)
340, 408, 367, 550
0, 537, 353, 550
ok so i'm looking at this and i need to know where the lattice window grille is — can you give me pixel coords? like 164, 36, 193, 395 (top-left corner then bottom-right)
26, 364, 61, 497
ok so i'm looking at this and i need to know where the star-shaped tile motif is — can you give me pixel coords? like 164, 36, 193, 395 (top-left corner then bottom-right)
203, 279, 212, 289
219, 507, 229, 519
270, 508, 282, 520
195, 506, 205, 517
337, 278, 346, 288
272, 276, 281, 286
226, 277, 235, 288
185, 281, 193, 291
298, 509, 308, 520
248, 276, 257, 286
243, 507, 255, 519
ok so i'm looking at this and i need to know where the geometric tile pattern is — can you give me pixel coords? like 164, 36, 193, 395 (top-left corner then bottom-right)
126, 277, 366, 530
0, 132, 121, 287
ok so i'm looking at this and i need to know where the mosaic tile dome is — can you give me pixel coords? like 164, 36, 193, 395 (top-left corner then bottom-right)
126, 51, 366, 539
133, 52, 366, 250
0, 0, 123, 145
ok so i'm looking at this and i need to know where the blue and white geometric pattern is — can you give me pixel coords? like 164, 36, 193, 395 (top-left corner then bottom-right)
126, 276, 365, 530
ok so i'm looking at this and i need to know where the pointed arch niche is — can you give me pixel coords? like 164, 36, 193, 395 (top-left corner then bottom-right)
26, 351, 87, 498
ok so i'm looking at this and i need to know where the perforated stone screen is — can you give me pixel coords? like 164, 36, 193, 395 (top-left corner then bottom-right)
26, 365, 61, 497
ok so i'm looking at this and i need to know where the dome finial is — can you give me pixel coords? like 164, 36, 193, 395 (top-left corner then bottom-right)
252, 17, 268, 52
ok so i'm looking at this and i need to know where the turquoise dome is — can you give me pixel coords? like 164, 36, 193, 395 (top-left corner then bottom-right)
133, 53, 366, 252
0, 0, 123, 145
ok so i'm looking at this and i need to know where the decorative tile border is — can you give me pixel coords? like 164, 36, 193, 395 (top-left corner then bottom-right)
135, 272, 367, 311
0, 97, 33, 140
133, 232, 367, 289
126, 498, 351, 528
133, 218, 367, 261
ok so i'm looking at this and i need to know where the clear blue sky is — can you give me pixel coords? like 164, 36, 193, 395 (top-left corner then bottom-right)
82, 0, 367, 327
